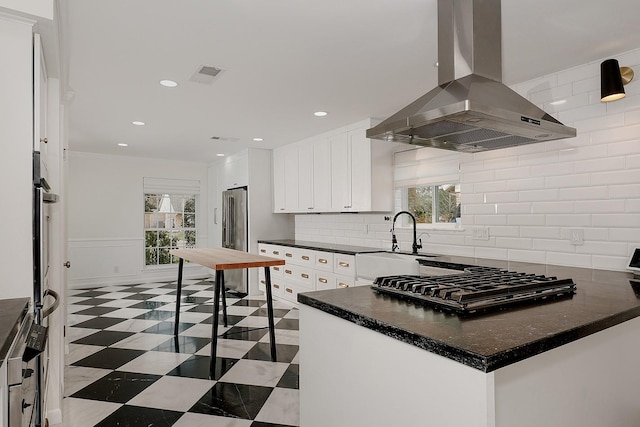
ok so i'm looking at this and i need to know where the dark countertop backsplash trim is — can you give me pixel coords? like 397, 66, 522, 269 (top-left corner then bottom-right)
257, 239, 383, 255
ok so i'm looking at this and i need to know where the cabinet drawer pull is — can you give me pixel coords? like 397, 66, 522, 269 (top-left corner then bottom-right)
338, 261, 350, 267
301, 255, 310, 261
273, 266, 280, 271
260, 280, 265, 285
260, 249, 266, 253
338, 282, 349, 288
308, 207, 314, 209
318, 277, 328, 284
279, 208, 285, 211
301, 273, 309, 279
285, 253, 293, 257
318, 258, 328, 264
274, 284, 280, 289
286, 287, 293, 294
273, 250, 280, 255
285, 269, 292, 274
344, 205, 351, 208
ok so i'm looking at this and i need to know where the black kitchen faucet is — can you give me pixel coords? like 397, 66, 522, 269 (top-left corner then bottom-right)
391, 211, 422, 254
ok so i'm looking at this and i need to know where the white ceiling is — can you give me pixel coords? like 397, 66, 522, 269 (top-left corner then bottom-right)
63, 0, 640, 164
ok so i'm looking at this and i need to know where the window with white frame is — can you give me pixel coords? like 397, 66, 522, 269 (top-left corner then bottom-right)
394, 148, 462, 227
405, 183, 461, 225
143, 178, 200, 267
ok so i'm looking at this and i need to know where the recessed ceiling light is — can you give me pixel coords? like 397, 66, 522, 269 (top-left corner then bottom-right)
253, 137, 263, 142
117, 143, 128, 147
314, 111, 328, 117
216, 153, 225, 157
159, 79, 178, 87
132, 121, 145, 126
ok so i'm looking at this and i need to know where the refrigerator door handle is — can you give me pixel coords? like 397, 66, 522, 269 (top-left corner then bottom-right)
228, 196, 235, 249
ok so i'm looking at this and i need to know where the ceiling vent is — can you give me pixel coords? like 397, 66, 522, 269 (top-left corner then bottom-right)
189, 65, 223, 84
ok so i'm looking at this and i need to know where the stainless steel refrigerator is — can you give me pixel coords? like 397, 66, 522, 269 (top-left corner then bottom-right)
222, 187, 248, 294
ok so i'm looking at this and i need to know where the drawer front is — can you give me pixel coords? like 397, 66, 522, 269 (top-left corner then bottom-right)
259, 243, 285, 259
280, 280, 312, 304
282, 265, 314, 289
334, 254, 355, 276
270, 264, 284, 277
314, 251, 334, 272
315, 272, 336, 291
258, 269, 284, 297
335, 275, 354, 289
281, 247, 314, 267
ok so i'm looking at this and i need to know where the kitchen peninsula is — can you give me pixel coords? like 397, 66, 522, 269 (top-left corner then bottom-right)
298, 256, 640, 427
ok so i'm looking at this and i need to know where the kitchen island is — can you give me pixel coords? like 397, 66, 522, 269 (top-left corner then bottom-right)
298, 257, 640, 427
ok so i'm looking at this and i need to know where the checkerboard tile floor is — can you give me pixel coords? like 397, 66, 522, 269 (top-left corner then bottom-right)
63, 278, 299, 427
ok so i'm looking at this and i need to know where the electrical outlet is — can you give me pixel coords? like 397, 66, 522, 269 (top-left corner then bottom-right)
472, 226, 489, 240
569, 228, 584, 245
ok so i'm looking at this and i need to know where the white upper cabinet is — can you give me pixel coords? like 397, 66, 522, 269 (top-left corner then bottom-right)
34, 33, 48, 178
273, 118, 394, 213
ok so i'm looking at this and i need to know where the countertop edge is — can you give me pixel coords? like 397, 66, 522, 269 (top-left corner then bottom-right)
257, 239, 382, 256
0, 298, 30, 364
298, 292, 640, 373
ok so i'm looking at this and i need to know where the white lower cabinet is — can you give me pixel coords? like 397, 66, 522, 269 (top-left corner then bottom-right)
258, 243, 359, 304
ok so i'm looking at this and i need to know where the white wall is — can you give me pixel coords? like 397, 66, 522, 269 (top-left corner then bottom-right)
67, 152, 210, 288
296, 47, 640, 272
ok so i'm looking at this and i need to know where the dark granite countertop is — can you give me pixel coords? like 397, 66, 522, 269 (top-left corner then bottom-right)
298, 254, 640, 373
0, 298, 30, 364
257, 239, 383, 255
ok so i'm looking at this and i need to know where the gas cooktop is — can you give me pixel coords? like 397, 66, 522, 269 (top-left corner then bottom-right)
372, 266, 576, 314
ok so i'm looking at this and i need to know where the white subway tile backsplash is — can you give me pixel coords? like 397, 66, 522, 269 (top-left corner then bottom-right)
574, 200, 625, 213
593, 214, 640, 228
293, 47, 640, 272
546, 214, 591, 227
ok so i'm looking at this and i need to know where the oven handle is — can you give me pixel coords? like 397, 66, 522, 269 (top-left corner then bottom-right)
42, 288, 60, 319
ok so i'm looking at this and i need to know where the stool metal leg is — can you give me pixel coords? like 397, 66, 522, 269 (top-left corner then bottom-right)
174, 258, 184, 336
210, 269, 223, 379
264, 266, 277, 362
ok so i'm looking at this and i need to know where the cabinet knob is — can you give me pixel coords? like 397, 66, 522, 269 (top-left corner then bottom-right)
63, 261, 71, 268
301, 255, 310, 261
40, 137, 48, 143
344, 205, 351, 209
318, 277, 328, 284
318, 259, 328, 264
339, 261, 350, 267
338, 282, 349, 288
285, 269, 292, 275
301, 273, 309, 279
285, 253, 293, 257
286, 288, 293, 294
274, 284, 280, 289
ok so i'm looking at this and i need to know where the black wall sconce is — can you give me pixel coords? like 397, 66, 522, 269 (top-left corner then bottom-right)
601, 59, 634, 102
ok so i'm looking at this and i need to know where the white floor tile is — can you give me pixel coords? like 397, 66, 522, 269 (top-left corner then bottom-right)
110, 333, 172, 351
105, 318, 161, 333
284, 308, 300, 319
104, 307, 151, 318
195, 339, 256, 359
65, 344, 105, 365
189, 290, 215, 298
67, 304, 93, 314
118, 351, 192, 375
155, 302, 195, 311
219, 359, 289, 387
94, 285, 130, 292
259, 328, 300, 346
62, 397, 121, 427
98, 291, 136, 300
97, 299, 141, 308
67, 296, 91, 304
178, 311, 213, 324
173, 412, 252, 427
182, 284, 211, 291
64, 365, 112, 397
136, 282, 170, 288
235, 316, 273, 328
67, 314, 96, 326
140, 287, 174, 295
127, 376, 214, 411
66, 327, 100, 343
255, 387, 300, 426
225, 305, 261, 316
180, 323, 229, 338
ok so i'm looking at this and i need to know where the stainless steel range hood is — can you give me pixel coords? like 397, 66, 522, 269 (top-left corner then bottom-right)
366, 0, 576, 153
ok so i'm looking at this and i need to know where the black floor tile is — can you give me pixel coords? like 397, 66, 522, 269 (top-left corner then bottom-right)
251, 308, 291, 318
189, 381, 273, 419
276, 364, 299, 389
71, 347, 145, 370
73, 290, 109, 298
127, 300, 170, 310
71, 371, 160, 403
201, 314, 245, 326
232, 299, 265, 307
221, 326, 269, 341
73, 305, 119, 316
72, 317, 126, 330
71, 330, 134, 346
187, 304, 214, 313
167, 355, 237, 380
182, 296, 212, 305
133, 310, 175, 321
275, 318, 299, 330
244, 342, 299, 363
95, 405, 183, 427
251, 422, 297, 427
142, 321, 194, 335
151, 336, 210, 354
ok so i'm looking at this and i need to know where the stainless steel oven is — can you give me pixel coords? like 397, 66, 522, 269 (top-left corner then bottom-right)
7, 311, 46, 427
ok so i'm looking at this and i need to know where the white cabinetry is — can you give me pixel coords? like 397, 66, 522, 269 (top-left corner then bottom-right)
258, 243, 358, 304
272, 118, 395, 213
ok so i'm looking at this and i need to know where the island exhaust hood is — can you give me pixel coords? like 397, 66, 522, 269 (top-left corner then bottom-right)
366, 0, 576, 153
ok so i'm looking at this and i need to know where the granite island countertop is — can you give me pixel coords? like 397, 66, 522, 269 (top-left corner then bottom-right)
298, 254, 640, 372
0, 298, 30, 363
